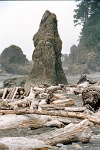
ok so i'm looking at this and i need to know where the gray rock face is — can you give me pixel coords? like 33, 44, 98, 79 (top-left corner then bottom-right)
0, 45, 32, 75
67, 43, 100, 75
30, 10, 68, 85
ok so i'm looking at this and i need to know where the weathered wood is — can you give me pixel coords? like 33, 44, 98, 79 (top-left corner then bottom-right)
53, 93, 69, 99
33, 119, 93, 145
6, 88, 13, 99
8, 98, 30, 109
20, 90, 30, 99
33, 87, 45, 92
0, 114, 52, 130
44, 119, 64, 128
12, 87, 19, 99
9, 87, 16, 99
65, 107, 86, 112
52, 98, 74, 106
46, 85, 62, 93
2, 88, 8, 99
30, 84, 45, 92
0, 137, 48, 150
0, 109, 99, 125
82, 87, 100, 111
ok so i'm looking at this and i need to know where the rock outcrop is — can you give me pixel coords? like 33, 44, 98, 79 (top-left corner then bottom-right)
30, 10, 68, 85
0, 45, 32, 75
67, 43, 100, 75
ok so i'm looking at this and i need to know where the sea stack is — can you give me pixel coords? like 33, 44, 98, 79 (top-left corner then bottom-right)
30, 10, 68, 85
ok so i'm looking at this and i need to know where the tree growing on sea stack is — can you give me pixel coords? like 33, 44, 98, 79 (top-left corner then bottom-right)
30, 10, 68, 85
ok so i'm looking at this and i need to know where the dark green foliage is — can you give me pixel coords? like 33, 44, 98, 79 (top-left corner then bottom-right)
74, 0, 100, 26
74, 0, 100, 48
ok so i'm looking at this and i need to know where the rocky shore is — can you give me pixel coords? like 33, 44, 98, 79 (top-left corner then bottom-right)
0, 74, 99, 150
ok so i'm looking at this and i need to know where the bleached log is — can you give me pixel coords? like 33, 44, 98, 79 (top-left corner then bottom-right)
9, 87, 16, 99
46, 85, 62, 93
33, 119, 93, 145
0, 114, 52, 130
30, 84, 45, 92
7, 87, 16, 99
8, 98, 30, 109
44, 119, 64, 128
6, 88, 13, 99
82, 87, 100, 111
0, 109, 99, 125
77, 81, 89, 89
65, 107, 86, 112
12, 87, 19, 99
52, 98, 74, 106
33, 87, 45, 92
2, 88, 8, 99
20, 90, 30, 99
53, 93, 69, 99
0, 137, 48, 150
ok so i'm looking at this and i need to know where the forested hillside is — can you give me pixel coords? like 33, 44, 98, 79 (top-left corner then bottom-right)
67, 0, 100, 74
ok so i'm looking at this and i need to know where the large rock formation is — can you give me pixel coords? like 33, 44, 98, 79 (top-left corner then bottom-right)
30, 10, 68, 85
0, 45, 32, 75
67, 43, 100, 75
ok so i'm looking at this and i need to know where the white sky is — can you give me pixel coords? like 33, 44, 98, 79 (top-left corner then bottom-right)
0, 1, 82, 61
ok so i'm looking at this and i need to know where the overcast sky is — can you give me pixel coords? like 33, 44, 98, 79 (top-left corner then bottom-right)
0, 1, 82, 61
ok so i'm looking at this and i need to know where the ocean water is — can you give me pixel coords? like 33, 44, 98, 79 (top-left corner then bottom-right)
0, 76, 10, 87
67, 73, 100, 84
0, 73, 100, 87
0, 74, 25, 87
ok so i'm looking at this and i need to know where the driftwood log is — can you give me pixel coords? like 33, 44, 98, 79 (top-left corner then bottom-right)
0, 109, 99, 125
0, 120, 92, 149
0, 138, 48, 150
33, 119, 93, 145
46, 85, 63, 93
82, 87, 100, 111
52, 98, 74, 106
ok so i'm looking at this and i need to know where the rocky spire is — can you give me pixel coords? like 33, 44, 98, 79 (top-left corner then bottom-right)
30, 10, 68, 85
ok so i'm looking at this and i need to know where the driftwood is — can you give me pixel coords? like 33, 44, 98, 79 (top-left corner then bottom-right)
0, 137, 48, 150
8, 98, 30, 109
2, 88, 8, 99
8, 87, 16, 99
65, 107, 86, 112
82, 87, 100, 111
41, 106, 86, 112
33, 119, 93, 145
53, 93, 69, 99
0, 119, 92, 148
1, 87, 26, 100
0, 109, 99, 125
52, 98, 74, 106
30, 83, 45, 92
46, 85, 63, 93
0, 114, 52, 130
12, 87, 19, 99
44, 119, 65, 128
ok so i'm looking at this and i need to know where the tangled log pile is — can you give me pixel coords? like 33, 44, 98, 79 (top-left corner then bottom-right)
0, 79, 100, 149
82, 87, 100, 111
